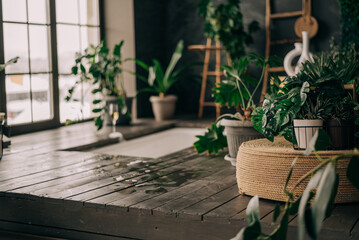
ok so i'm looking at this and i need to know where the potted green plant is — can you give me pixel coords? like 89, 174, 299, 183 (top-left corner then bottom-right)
198, 0, 259, 60
66, 40, 131, 130
253, 47, 359, 149
194, 54, 277, 165
134, 40, 187, 121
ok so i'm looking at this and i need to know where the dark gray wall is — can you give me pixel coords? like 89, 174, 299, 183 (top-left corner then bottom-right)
134, 0, 341, 117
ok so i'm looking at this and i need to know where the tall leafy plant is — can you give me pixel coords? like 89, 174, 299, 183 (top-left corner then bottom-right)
194, 54, 277, 154
134, 40, 186, 97
66, 40, 130, 130
198, 0, 259, 61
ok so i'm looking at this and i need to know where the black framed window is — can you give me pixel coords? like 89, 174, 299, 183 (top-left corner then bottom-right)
0, 0, 102, 134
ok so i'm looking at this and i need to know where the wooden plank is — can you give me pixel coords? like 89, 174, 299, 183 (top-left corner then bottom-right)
321, 204, 359, 235
270, 11, 303, 19
151, 168, 236, 217
93, 155, 230, 208
66, 151, 209, 202
203, 194, 252, 222
11, 156, 140, 195
0, 151, 97, 181
47, 149, 198, 200
178, 185, 240, 220
130, 165, 234, 213
270, 38, 302, 45
0, 154, 126, 191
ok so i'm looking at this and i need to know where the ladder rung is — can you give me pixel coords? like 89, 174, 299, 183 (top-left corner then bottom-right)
271, 39, 302, 45
268, 66, 285, 72
202, 102, 217, 107
203, 71, 224, 76
344, 84, 354, 90
270, 11, 302, 19
188, 45, 225, 51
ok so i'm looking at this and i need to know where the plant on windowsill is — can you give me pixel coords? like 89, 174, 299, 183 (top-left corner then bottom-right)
66, 40, 131, 130
252, 46, 359, 149
134, 40, 188, 121
193, 54, 279, 165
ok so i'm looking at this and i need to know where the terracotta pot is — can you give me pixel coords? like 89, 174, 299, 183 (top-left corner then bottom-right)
221, 119, 263, 166
293, 119, 323, 149
150, 95, 177, 121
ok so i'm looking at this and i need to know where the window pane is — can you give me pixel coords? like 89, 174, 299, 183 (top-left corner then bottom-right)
28, 0, 49, 24
6, 75, 32, 125
79, 0, 99, 25
29, 25, 50, 72
80, 26, 100, 51
31, 74, 52, 121
59, 75, 83, 122
57, 24, 80, 74
2, 0, 27, 22
3, 23, 29, 74
56, 0, 79, 24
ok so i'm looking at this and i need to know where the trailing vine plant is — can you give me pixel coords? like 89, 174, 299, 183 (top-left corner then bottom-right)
231, 130, 359, 240
197, 0, 259, 60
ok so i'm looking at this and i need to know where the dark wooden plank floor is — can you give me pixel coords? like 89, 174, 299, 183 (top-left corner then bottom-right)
0, 119, 358, 240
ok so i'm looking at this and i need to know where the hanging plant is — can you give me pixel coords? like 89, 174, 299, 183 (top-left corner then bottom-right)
198, 0, 259, 61
338, 0, 359, 50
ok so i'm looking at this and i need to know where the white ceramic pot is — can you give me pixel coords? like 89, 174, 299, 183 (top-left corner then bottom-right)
150, 95, 177, 121
293, 119, 323, 149
221, 119, 263, 166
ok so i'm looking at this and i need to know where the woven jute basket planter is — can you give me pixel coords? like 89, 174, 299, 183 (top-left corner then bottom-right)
236, 137, 359, 203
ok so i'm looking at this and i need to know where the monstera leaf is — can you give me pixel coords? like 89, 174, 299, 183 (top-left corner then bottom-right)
194, 123, 227, 154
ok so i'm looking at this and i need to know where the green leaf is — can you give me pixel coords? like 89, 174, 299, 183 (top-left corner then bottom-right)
284, 157, 298, 196
163, 40, 184, 88
94, 116, 103, 130
310, 163, 336, 238
92, 99, 102, 104
272, 203, 281, 224
298, 168, 324, 240
71, 66, 78, 75
80, 64, 86, 73
347, 156, 359, 190
273, 210, 289, 240
91, 88, 102, 94
92, 108, 103, 113
246, 195, 260, 225
304, 129, 331, 155
193, 123, 227, 154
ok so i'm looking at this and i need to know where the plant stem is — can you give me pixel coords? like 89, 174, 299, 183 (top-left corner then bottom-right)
235, 77, 245, 110
247, 64, 265, 109
235, 76, 252, 110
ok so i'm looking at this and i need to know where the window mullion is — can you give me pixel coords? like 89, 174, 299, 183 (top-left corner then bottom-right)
49, 0, 60, 124
0, 0, 6, 114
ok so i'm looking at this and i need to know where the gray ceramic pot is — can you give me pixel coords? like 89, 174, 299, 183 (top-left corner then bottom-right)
221, 119, 263, 166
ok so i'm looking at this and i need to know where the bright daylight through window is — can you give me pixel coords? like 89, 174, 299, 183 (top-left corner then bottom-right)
0, 0, 100, 129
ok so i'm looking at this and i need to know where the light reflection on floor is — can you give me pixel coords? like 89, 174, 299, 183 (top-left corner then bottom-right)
91, 128, 206, 158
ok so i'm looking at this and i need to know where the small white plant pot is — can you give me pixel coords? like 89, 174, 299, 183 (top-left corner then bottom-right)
150, 95, 177, 121
293, 119, 323, 149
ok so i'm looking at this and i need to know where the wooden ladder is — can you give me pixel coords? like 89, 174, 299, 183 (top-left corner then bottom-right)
262, 0, 307, 100
188, 39, 231, 119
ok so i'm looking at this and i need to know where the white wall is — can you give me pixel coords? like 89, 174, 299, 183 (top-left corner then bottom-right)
104, 0, 136, 98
